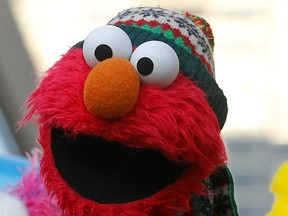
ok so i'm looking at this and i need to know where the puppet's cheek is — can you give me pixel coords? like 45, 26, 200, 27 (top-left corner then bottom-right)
0, 192, 29, 216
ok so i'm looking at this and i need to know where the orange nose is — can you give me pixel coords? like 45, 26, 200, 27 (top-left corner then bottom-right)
83, 58, 140, 119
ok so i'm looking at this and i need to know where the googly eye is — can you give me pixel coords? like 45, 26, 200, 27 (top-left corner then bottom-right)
130, 41, 179, 88
83, 25, 132, 68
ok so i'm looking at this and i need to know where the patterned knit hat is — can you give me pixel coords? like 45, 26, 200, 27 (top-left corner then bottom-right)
108, 7, 228, 129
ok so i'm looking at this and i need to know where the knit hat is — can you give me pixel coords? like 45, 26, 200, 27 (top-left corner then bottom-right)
107, 7, 228, 129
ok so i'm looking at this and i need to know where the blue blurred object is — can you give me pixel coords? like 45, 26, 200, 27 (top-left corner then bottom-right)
0, 154, 29, 190
0, 106, 22, 155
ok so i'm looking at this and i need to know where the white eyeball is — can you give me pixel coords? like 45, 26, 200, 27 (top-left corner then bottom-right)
83, 25, 132, 68
130, 41, 179, 88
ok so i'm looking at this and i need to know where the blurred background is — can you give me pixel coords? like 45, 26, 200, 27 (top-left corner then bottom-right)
0, 0, 288, 215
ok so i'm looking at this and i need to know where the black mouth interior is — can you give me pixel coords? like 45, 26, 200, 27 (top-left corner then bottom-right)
51, 128, 186, 204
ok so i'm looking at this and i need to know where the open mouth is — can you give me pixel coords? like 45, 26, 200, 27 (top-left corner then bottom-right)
51, 128, 187, 204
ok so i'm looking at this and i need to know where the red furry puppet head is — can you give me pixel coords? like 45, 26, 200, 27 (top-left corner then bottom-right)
22, 7, 237, 216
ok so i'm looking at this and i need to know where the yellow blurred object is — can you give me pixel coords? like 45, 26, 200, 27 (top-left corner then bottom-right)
267, 162, 288, 216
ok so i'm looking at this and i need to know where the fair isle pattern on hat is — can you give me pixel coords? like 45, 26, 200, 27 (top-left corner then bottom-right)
186, 12, 215, 52
108, 7, 228, 129
108, 7, 215, 76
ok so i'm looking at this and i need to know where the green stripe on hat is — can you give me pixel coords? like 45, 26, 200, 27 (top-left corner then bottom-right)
117, 24, 227, 128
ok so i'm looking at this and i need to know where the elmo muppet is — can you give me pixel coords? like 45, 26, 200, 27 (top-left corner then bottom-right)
22, 7, 238, 216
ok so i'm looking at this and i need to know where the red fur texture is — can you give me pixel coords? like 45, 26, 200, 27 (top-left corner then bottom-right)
22, 48, 227, 216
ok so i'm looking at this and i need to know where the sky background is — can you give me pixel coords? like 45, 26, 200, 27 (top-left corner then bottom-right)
8, 0, 288, 145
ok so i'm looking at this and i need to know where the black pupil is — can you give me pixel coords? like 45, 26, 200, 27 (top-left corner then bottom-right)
137, 57, 154, 76
95, 44, 113, 61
